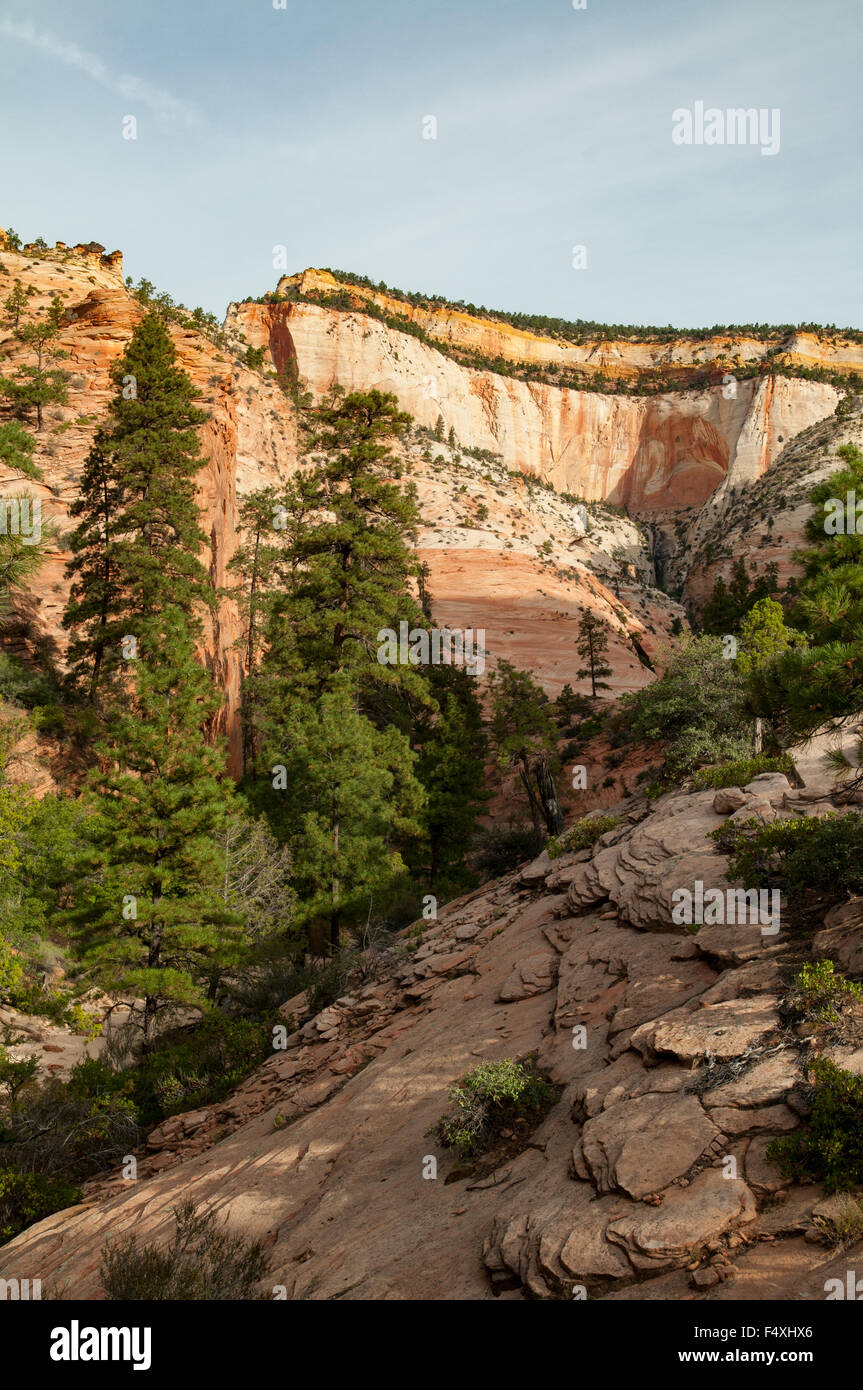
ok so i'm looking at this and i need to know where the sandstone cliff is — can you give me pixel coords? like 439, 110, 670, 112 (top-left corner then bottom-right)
231, 289, 841, 511
0, 237, 298, 769
2, 237, 852, 753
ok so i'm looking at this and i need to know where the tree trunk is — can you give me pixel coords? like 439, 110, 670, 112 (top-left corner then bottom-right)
533, 752, 564, 836
329, 790, 340, 950
517, 755, 543, 834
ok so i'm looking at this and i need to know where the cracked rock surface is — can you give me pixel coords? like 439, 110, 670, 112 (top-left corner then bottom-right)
2, 732, 861, 1300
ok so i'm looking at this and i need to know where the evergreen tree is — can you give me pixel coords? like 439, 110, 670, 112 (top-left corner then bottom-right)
268, 688, 424, 951
411, 663, 488, 887
62, 609, 243, 1049
553, 682, 587, 731
487, 660, 562, 836
63, 311, 214, 702
738, 597, 806, 679
228, 486, 295, 776
0, 296, 69, 431
0, 421, 40, 480
576, 608, 613, 698
2, 280, 34, 331
251, 390, 431, 949
703, 558, 781, 635
753, 445, 863, 739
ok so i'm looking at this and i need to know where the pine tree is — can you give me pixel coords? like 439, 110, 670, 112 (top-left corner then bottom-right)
487, 660, 562, 835
752, 445, 863, 739
228, 486, 295, 777
268, 688, 424, 952
2, 280, 34, 331
252, 390, 431, 949
576, 608, 613, 698
0, 421, 40, 480
738, 597, 806, 678
0, 296, 69, 431
412, 663, 488, 887
62, 608, 243, 1049
63, 311, 214, 702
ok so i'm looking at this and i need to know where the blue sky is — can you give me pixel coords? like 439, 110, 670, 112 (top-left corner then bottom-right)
0, 0, 860, 328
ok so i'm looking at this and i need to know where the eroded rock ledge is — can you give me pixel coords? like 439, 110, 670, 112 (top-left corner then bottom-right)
1, 739, 860, 1300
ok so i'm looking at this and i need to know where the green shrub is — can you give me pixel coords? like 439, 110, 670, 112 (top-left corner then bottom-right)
791, 960, 863, 1030
0, 1064, 139, 1182
768, 1056, 863, 1193
99, 1198, 272, 1300
711, 812, 863, 900
690, 753, 795, 791
618, 635, 753, 785
0, 1165, 80, 1245
0, 939, 23, 998
547, 813, 620, 860
428, 1058, 557, 1158
130, 1013, 279, 1127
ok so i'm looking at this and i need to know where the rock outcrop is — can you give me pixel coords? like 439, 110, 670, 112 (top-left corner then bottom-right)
2, 728, 860, 1301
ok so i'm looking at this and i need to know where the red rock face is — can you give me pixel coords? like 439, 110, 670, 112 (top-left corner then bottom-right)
0, 240, 849, 786
230, 298, 838, 512
0, 245, 297, 774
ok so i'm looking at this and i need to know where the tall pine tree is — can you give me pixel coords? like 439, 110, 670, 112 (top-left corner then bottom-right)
576, 608, 613, 699
63, 311, 214, 703
63, 609, 243, 1049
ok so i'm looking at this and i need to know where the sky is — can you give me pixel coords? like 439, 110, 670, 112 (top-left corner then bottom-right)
0, 0, 860, 329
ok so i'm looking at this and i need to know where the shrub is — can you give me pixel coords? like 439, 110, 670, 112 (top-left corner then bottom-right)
99, 1198, 272, 1300
428, 1058, 557, 1158
791, 960, 863, 1031
690, 753, 795, 791
767, 1056, 863, 1193
0, 939, 23, 998
811, 1193, 863, 1249
130, 1014, 279, 1128
0, 1066, 139, 1182
0, 1165, 80, 1245
619, 635, 753, 784
546, 813, 619, 860
711, 812, 863, 900
471, 825, 544, 878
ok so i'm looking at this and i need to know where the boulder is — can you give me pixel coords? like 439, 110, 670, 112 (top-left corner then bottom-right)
578, 1092, 720, 1198
605, 1170, 756, 1270
632, 997, 780, 1064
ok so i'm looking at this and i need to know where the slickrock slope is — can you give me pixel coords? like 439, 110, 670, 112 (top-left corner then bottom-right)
4, 729, 861, 1301
231, 293, 840, 510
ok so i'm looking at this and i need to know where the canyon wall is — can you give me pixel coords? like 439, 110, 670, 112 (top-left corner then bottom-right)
0, 238, 853, 770
230, 295, 839, 511
0, 238, 298, 770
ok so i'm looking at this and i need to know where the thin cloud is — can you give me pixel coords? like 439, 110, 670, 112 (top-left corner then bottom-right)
0, 16, 203, 127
